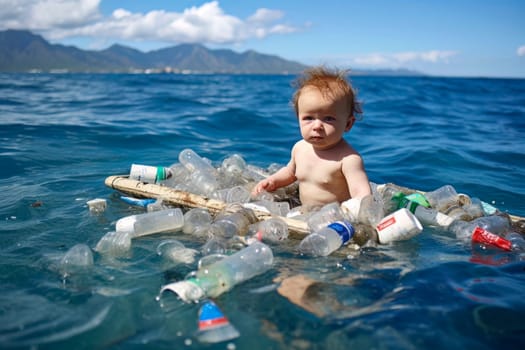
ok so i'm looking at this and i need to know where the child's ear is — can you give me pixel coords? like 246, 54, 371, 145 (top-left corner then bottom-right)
345, 115, 356, 131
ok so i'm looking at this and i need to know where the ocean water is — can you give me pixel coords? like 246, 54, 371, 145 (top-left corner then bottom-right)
1, 73, 524, 349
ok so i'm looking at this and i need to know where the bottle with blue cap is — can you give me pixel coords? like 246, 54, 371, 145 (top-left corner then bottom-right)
298, 220, 355, 256
195, 300, 240, 343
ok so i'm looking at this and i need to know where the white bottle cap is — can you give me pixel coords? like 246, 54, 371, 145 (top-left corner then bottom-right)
115, 216, 137, 233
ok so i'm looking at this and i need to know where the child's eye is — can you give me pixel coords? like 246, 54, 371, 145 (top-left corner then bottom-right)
302, 116, 314, 121
323, 116, 336, 122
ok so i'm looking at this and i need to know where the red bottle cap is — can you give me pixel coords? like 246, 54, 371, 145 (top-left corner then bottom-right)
471, 227, 511, 251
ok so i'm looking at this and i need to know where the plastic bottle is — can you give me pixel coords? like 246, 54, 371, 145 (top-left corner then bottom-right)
129, 164, 172, 184
160, 241, 274, 302
504, 232, 525, 252
195, 300, 240, 343
298, 221, 355, 257
450, 214, 511, 240
424, 184, 459, 212
449, 215, 512, 250
94, 231, 132, 256
391, 192, 454, 227
178, 149, 219, 196
306, 202, 346, 233
115, 208, 184, 238
245, 217, 289, 244
212, 186, 251, 203
183, 208, 213, 237
221, 154, 246, 174
61, 244, 94, 274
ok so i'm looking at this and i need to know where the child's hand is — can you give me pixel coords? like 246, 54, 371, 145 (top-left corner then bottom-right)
252, 178, 276, 196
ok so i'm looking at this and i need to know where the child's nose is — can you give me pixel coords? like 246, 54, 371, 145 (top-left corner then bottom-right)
312, 119, 324, 129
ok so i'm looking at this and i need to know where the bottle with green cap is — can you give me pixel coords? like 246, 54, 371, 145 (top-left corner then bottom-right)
391, 192, 454, 228
129, 163, 172, 184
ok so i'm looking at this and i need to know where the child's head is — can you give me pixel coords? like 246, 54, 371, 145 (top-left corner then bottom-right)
291, 66, 362, 150
291, 66, 362, 120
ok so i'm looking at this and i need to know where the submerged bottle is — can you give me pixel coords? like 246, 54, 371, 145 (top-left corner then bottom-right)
298, 221, 355, 257
504, 232, 525, 252
115, 208, 184, 238
160, 241, 274, 302
246, 217, 289, 244
195, 300, 240, 343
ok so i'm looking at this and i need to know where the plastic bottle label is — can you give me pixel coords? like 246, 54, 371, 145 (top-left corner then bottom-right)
327, 221, 355, 244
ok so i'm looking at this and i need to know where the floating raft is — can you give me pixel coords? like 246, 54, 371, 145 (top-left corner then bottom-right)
105, 175, 525, 237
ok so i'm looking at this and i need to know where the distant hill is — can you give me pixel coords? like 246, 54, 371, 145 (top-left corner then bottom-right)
0, 29, 424, 76
0, 29, 308, 74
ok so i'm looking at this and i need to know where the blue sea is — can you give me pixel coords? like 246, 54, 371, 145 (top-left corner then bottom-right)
1, 73, 524, 349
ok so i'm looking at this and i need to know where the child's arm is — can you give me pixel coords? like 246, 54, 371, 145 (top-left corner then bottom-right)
342, 154, 372, 199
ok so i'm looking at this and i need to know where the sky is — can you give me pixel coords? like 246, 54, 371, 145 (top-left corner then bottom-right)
1, 0, 524, 78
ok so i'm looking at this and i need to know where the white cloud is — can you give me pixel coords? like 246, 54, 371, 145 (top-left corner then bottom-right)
351, 50, 459, 66
0, 0, 299, 46
517, 45, 525, 56
0, 0, 101, 30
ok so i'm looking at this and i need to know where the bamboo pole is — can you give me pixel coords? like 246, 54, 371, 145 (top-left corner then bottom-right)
104, 175, 309, 238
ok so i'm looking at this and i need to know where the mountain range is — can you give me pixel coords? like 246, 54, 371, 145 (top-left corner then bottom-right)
0, 29, 309, 74
0, 29, 423, 75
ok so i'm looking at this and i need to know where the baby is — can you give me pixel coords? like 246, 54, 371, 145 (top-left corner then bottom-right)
252, 66, 371, 208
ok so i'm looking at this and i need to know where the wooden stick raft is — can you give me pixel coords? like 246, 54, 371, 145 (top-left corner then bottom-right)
104, 175, 309, 238
105, 175, 525, 237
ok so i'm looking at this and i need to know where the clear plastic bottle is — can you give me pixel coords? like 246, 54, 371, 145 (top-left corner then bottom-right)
504, 232, 525, 252
115, 208, 184, 238
298, 221, 355, 257
212, 186, 251, 203
220, 154, 246, 177
424, 184, 459, 212
449, 214, 512, 246
183, 208, 213, 236
94, 231, 132, 256
306, 202, 345, 233
160, 241, 274, 301
195, 300, 240, 343
246, 217, 289, 244
60, 244, 94, 274
178, 149, 219, 196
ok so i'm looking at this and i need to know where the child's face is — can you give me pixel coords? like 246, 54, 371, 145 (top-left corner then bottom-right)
297, 86, 354, 150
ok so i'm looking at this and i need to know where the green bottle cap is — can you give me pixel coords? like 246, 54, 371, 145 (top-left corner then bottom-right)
405, 193, 430, 208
